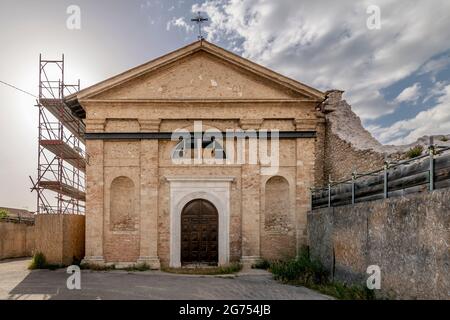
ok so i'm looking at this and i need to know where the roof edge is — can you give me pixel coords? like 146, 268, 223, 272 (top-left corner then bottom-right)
75, 40, 325, 101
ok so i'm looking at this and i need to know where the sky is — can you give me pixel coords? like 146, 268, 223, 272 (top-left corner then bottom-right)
0, 0, 449, 210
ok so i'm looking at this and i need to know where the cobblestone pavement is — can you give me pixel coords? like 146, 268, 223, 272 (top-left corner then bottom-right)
0, 258, 332, 300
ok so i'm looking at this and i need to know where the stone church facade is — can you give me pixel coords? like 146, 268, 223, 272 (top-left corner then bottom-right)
67, 40, 360, 269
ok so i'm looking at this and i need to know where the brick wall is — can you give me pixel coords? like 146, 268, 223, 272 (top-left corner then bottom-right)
104, 233, 139, 262
261, 176, 296, 260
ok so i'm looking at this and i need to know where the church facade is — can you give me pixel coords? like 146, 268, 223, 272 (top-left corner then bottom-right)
69, 40, 329, 268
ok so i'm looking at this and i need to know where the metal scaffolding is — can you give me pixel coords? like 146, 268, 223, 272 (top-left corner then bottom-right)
30, 55, 86, 215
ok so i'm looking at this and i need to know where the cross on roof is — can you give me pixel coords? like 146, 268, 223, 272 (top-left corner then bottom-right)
191, 12, 208, 40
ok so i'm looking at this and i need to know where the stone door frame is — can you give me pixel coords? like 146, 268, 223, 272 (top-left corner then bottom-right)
166, 176, 234, 268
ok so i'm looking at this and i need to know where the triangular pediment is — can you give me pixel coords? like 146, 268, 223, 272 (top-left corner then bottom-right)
73, 41, 324, 102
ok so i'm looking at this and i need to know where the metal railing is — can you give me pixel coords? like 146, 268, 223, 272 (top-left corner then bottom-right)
311, 139, 450, 210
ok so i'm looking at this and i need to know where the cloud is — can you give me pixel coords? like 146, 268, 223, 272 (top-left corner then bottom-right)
371, 84, 450, 144
183, 0, 450, 122
395, 83, 421, 103
418, 54, 450, 76
423, 80, 448, 103
166, 17, 194, 33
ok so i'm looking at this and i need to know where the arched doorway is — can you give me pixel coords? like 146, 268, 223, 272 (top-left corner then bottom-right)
181, 199, 218, 265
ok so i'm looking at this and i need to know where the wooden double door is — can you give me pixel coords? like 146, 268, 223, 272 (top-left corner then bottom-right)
181, 199, 218, 265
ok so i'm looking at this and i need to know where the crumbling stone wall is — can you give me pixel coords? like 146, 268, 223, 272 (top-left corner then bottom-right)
324, 125, 385, 182
321, 91, 386, 183
313, 116, 326, 187
318, 90, 450, 184
308, 187, 450, 299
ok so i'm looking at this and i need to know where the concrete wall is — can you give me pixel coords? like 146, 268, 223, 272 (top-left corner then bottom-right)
35, 214, 85, 266
0, 222, 35, 260
308, 188, 450, 300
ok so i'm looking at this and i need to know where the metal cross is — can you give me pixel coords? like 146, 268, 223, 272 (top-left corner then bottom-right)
191, 12, 208, 40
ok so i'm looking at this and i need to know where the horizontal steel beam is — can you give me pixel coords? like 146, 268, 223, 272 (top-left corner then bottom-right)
85, 131, 316, 140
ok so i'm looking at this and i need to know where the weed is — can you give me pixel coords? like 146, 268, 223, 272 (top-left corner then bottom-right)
0, 209, 8, 219
266, 248, 377, 300
405, 145, 423, 159
252, 259, 271, 270
80, 263, 116, 271
29, 252, 47, 269
124, 263, 151, 272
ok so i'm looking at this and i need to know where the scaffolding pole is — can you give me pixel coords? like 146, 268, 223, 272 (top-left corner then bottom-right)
31, 55, 86, 215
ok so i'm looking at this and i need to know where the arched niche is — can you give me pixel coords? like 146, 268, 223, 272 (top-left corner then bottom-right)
110, 176, 137, 231
264, 176, 291, 233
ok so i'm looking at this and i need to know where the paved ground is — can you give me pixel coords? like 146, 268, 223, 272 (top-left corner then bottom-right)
0, 258, 332, 300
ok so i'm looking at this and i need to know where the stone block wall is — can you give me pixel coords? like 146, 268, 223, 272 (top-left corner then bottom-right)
320, 90, 387, 184
35, 214, 85, 266
0, 222, 35, 260
308, 188, 450, 299
324, 126, 385, 182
